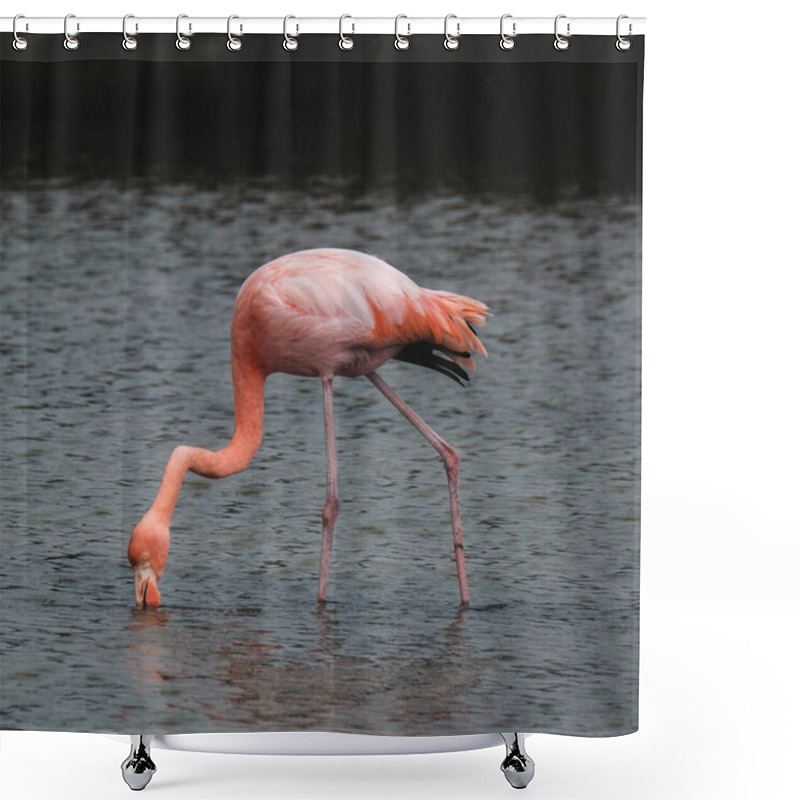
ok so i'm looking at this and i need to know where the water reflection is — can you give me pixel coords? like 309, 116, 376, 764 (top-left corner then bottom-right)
121, 600, 479, 733
125, 608, 173, 692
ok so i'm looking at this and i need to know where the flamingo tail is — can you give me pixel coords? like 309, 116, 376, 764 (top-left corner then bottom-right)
391, 290, 489, 385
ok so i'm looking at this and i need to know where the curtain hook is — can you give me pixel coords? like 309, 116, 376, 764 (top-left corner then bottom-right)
227, 15, 243, 51
122, 15, 138, 51
283, 15, 299, 51
444, 14, 460, 51
339, 14, 355, 50
63, 13, 80, 51
176, 14, 192, 50
553, 14, 570, 51
500, 14, 516, 50
616, 15, 632, 51
394, 15, 410, 51
12, 14, 29, 51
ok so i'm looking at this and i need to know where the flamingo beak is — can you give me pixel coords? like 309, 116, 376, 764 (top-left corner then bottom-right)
133, 563, 162, 609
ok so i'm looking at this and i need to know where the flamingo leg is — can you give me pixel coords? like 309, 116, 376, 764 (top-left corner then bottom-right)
366, 371, 470, 607
318, 376, 339, 603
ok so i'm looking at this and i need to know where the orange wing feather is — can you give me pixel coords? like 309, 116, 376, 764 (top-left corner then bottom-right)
367, 289, 489, 371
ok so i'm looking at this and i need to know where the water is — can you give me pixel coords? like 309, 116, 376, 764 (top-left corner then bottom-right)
0, 180, 639, 736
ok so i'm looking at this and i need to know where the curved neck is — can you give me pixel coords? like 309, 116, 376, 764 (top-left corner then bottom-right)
150, 362, 266, 523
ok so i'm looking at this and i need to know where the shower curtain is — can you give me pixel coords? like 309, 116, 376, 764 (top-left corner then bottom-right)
0, 24, 643, 738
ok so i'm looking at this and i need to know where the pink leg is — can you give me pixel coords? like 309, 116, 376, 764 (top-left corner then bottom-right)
367, 371, 470, 607
318, 376, 339, 603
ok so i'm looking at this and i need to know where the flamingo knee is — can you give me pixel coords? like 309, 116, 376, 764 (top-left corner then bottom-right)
439, 442, 460, 477
322, 494, 340, 530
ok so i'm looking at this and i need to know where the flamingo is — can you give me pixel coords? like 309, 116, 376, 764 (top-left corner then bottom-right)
127, 248, 488, 609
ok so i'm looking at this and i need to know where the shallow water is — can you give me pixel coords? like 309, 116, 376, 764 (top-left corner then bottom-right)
0, 180, 639, 735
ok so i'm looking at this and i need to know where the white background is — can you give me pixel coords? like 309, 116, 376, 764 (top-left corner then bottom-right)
2, 1, 798, 798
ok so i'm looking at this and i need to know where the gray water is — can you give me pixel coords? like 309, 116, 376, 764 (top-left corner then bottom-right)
0, 180, 639, 736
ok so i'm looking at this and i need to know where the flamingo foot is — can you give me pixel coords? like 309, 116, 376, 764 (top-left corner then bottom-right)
121, 735, 157, 791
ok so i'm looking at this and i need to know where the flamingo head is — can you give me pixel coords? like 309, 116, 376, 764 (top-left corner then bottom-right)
127, 512, 170, 609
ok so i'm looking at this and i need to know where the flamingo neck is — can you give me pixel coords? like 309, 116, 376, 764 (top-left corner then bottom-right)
149, 363, 266, 524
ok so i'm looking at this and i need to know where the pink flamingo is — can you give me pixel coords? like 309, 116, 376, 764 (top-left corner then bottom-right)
127, 248, 488, 609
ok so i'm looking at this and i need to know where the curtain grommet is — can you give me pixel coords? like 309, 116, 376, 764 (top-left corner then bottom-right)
12, 15, 29, 51
339, 15, 355, 51
500, 14, 516, 50
63, 14, 80, 51
176, 14, 192, 50
394, 15, 410, 50
227, 15, 243, 51
616, 15, 632, 51
444, 14, 460, 51
283, 15, 299, 51
122, 15, 138, 51
553, 14, 570, 51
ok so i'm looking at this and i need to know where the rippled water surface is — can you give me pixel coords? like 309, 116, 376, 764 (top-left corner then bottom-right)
1, 181, 639, 735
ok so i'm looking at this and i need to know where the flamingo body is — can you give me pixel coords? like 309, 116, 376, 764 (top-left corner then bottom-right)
233, 249, 487, 380
127, 248, 488, 609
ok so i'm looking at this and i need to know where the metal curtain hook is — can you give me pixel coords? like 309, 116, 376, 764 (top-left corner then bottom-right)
339, 14, 355, 50
122, 14, 138, 51
554, 14, 570, 51
616, 14, 632, 51
500, 14, 516, 50
176, 14, 192, 50
394, 14, 410, 50
64, 13, 79, 50
444, 14, 460, 51
12, 14, 29, 51
227, 15, 242, 51
283, 15, 299, 51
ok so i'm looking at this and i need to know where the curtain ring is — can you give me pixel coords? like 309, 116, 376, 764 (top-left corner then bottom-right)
553, 14, 570, 51
444, 14, 460, 51
339, 14, 355, 50
616, 15, 632, 51
63, 13, 79, 51
12, 14, 29, 51
122, 15, 138, 51
283, 15, 299, 51
394, 15, 410, 51
176, 14, 192, 50
227, 15, 243, 51
499, 14, 516, 50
